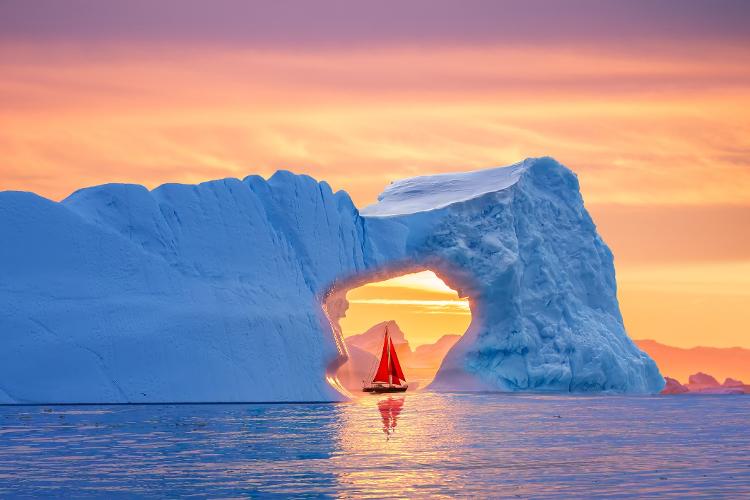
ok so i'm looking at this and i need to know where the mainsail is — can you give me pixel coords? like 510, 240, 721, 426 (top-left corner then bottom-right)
372, 329, 392, 383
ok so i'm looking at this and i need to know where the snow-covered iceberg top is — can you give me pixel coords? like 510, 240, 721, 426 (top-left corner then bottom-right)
0, 157, 664, 404
363, 160, 529, 216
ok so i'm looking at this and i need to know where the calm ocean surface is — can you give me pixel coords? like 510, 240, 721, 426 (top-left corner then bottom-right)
1, 393, 748, 498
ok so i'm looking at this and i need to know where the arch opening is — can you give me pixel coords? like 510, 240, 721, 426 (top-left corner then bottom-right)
323, 266, 475, 395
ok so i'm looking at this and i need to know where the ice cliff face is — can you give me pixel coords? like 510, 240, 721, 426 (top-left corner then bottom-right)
0, 173, 363, 403
360, 158, 663, 393
0, 158, 663, 403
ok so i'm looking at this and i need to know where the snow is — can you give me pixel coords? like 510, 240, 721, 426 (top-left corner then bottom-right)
362, 160, 528, 217
0, 157, 664, 403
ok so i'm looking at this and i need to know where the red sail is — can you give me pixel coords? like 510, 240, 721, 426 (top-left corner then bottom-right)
372, 330, 391, 383
389, 338, 406, 383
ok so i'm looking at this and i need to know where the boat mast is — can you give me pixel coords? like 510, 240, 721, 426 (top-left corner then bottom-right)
386, 325, 392, 387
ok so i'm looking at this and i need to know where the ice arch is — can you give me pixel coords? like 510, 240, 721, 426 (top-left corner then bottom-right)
322, 264, 475, 394
0, 157, 663, 404
326, 157, 663, 393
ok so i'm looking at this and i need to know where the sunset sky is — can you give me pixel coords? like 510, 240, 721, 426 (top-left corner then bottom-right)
341, 271, 471, 347
1, 1, 748, 348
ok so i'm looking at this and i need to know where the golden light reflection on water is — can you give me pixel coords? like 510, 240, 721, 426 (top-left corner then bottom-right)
333, 393, 469, 496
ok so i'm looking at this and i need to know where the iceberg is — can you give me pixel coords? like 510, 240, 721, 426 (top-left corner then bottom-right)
0, 157, 663, 403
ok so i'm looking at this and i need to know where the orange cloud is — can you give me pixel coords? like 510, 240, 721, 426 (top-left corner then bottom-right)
1, 43, 749, 205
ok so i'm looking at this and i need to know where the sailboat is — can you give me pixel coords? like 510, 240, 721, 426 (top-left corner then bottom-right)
363, 324, 408, 393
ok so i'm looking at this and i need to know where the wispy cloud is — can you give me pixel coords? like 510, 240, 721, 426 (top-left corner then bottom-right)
1, 43, 749, 206
362, 271, 459, 294
348, 298, 470, 315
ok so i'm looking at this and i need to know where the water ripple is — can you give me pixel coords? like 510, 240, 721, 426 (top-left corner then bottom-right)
0, 394, 748, 497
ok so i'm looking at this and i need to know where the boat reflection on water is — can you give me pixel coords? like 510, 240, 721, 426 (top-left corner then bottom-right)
377, 397, 404, 439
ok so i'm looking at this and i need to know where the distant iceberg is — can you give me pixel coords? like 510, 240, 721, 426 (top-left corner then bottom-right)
0, 158, 664, 403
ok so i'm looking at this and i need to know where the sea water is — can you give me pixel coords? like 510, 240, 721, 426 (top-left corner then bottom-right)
1, 393, 748, 498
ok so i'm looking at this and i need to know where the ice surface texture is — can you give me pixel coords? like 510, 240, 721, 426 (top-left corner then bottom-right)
0, 158, 663, 403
